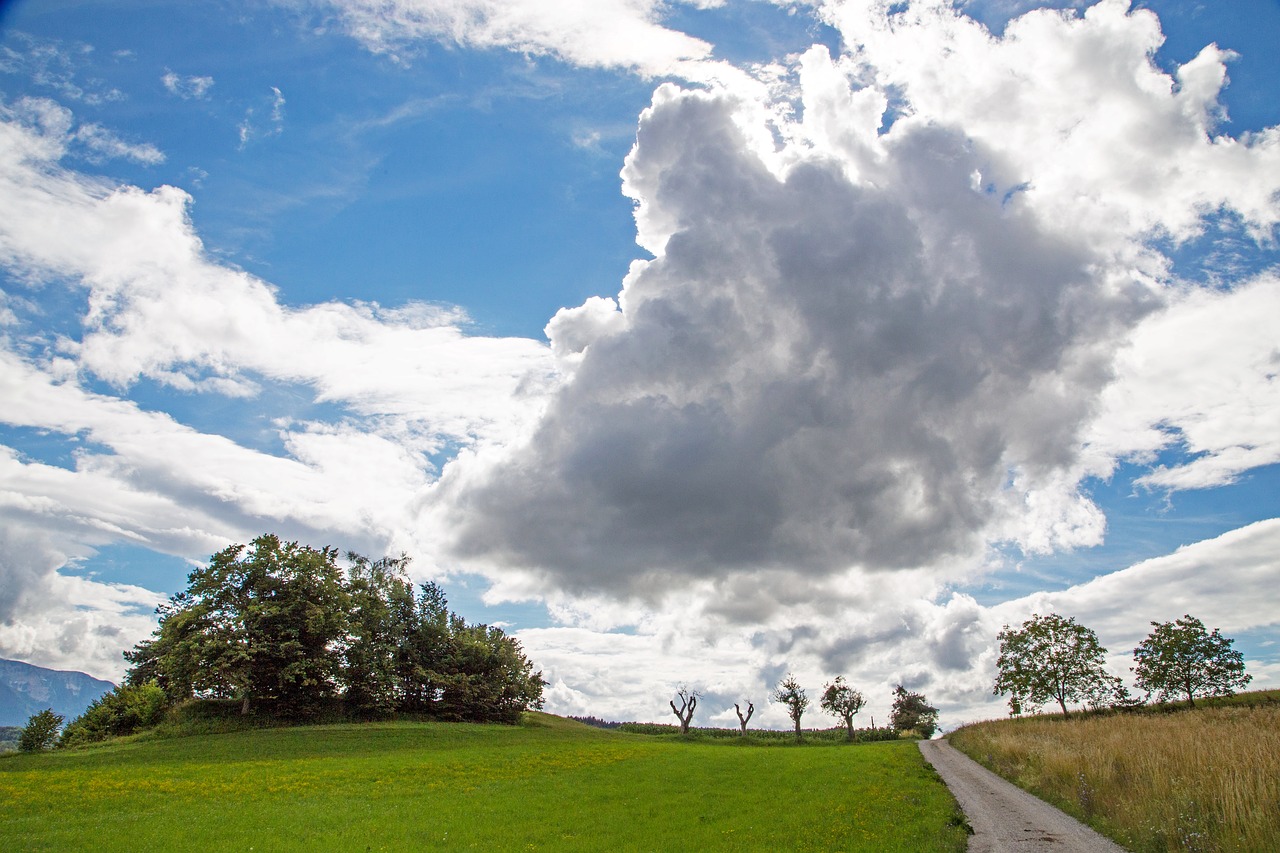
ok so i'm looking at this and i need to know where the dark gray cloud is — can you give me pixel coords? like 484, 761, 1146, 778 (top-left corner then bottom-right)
447, 84, 1152, 603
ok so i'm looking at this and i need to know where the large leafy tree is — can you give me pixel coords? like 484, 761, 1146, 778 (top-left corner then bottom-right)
342, 553, 416, 717
1132, 614, 1251, 707
820, 676, 865, 741
889, 685, 939, 738
994, 613, 1121, 716
127, 535, 349, 717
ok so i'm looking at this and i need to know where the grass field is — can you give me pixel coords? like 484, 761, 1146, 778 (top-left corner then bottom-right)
1, 713, 969, 852
949, 691, 1280, 853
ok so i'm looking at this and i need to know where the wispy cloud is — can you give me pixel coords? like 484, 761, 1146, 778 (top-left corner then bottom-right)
161, 70, 215, 100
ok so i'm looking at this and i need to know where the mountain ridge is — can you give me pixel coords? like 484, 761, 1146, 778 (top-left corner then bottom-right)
0, 658, 115, 726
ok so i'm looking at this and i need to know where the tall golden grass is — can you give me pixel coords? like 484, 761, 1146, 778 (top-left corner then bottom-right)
949, 704, 1280, 852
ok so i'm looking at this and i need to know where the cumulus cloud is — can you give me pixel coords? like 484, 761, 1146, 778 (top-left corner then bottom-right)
442, 1, 1279, 616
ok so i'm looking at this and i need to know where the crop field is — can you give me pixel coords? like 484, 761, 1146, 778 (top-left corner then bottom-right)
949, 693, 1280, 853
2, 713, 968, 852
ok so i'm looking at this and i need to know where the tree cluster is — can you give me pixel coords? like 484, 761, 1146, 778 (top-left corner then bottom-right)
994, 612, 1250, 716
123, 535, 545, 724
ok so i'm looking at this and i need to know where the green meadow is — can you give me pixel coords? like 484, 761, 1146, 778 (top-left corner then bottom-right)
2, 713, 968, 852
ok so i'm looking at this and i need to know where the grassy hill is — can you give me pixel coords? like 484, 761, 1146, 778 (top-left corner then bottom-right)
2, 712, 969, 852
948, 689, 1280, 852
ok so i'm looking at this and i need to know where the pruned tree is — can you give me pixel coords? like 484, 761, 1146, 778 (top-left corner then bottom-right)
772, 674, 809, 741
734, 700, 754, 736
820, 676, 865, 741
890, 685, 939, 738
1133, 614, 1251, 707
670, 687, 699, 734
994, 613, 1122, 717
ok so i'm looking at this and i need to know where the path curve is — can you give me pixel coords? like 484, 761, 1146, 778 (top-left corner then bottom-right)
919, 739, 1128, 852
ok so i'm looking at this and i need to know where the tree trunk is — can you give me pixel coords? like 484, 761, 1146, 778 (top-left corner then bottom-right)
241, 693, 251, 715
1057, 696, 1069, 717
845, 718, 854, 741
794, 719, 802, 742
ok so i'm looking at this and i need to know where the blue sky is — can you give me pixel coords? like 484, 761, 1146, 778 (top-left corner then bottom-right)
1, 0, 1277, 729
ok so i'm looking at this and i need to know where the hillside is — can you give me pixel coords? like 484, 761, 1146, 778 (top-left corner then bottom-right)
948, 690, 1280, 852
1, 713, 970, 851
0, 659, 114, 726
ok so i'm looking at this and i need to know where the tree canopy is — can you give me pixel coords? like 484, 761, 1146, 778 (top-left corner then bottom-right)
125, 534, 544, 723
889, 685, 938, 738
819, 677, 865, 741
1132, 614, 1250, 707
772, 674, 809, 741
994, 613, 1121, 716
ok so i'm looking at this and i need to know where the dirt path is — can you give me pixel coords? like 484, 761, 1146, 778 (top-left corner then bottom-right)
919, 739, 1128, 852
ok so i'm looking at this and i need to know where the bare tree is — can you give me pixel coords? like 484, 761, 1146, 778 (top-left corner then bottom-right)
670, 687, 699, 734
734, 700, 754, 736
772, 674, 809, 742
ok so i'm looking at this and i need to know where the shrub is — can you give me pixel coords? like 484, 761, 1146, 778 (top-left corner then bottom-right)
60, 681, 168, 747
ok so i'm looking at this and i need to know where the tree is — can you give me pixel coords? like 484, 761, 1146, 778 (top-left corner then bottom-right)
126, 535, 350, 717
772, 674, 809, 741
18, 709, 63, 752
670, 687, 698, 735
890, 685, 939, 738
994, 613, 1122, 717
820, 676, 865, 741
1132, 614, 1251, 707
342, 552, 415, 717
733, 700, 754, 736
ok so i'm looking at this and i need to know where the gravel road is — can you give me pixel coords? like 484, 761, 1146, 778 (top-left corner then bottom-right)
919, 739, 1129, 852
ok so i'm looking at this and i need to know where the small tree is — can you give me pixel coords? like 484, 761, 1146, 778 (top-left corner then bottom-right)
890, 685, 939, 738
18, 709, 63, 752
994, 613, 1121, 717
670, 687, 698, 735
820, 676, 865, 741
1133, 614, 1251, 707
734, 700, 754, 736
772, 674, 809, 741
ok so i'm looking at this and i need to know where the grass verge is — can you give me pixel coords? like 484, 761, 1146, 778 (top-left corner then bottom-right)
2, 713, 968, 852
949, 696, 1280, 852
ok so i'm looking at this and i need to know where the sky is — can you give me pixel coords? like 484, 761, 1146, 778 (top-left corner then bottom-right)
0, 0, 1277, 732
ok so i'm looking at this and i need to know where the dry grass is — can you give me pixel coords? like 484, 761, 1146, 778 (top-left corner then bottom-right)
949, 704, 1280, 852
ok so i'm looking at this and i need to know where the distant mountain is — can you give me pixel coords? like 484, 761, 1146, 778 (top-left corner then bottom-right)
0, 659, 115, 726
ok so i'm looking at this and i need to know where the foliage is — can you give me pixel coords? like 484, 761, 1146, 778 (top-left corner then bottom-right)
125, 534, 544, 727
58, 682, 168, 748
771, 674, 810, 741
889, 685, 939, 738
993, 613, 1122, 716
820, 676, 866, 741
0, 715, 969, 852
18, 709, 63, 752
950, 699, 1280, 852
1132, 614, 1251, 707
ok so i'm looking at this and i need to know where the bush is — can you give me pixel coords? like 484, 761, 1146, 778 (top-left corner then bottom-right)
60, 681, 168, 747
18, 709, 64, 752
